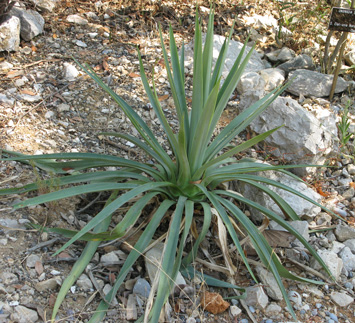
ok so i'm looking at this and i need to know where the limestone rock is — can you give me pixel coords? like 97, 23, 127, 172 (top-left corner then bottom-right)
63, 63, 80, 81
265, 47, 295, 63
237, 72, 265, 95
31, 0, 58, 12
35, 278, 59, 292
344, 239, 355, 253
238, 94, 337, 175
287, 69, 348, 97
0, 15, 20, 51
338, 247, 355, 272
235, 164, 322, 222
278, 54, 315, 74
290, 221, 310, 247
245, 285, 269, 309
330, 292, 354, 307
66, 14, 88, 25
13, 305, 38, 323
145, 242, 186, 289
255, 266, 283, 301
77, 274, 93, 291
259, 68, 285, 91
11, 8, 45, 41
184, 34, 265, 80
335, 224, 355, 242
310, 250, 343, 281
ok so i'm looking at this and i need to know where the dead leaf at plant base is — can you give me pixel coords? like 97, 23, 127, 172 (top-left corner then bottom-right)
200, 291, 230, 314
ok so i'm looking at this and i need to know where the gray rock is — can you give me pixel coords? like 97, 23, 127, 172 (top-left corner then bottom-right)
184, 34, 265, 80
290, 221, 310, 247
102, 284, 118, 305
100, 251, 119, 264
259, 68, 285, 91
57, 103, 70, 112
0, 15, 20, 51
13, 305, 38, 323
329, 241, 346, 254
0, 93, 15, 105
17, 93, 42, 102
35, 278, 59, 292
245, 285, 269, 309
345, 50, 355, 66
26, 255, 41, 268
11, 8, 45, 41
266, 47, 295, 63
66, 14, 88, 25
235, 164, 321, 222
330, 292, 354, 307
145, 242, 186, 288
335, 224, 355, 242
31, 0, 58, 12
126, 293, 137, 320
265, 303, 282, 317
338, 247, 355, 272
133, 278, 151, 298
278, 54, 315, 74
310, 250, 343, 281
286, 69, 348, 97
77, 274, 93, 291
238, 94, 336, 175
0, 272, 17, 284
344, 239, 355, 253
255, 267, 283, 301
237, 72, 265, 94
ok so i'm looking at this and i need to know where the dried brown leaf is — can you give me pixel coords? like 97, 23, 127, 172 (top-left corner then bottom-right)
200, 291, 230, 314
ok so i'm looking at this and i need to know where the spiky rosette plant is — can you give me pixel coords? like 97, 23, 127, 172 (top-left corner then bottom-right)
1, 9, 336, 322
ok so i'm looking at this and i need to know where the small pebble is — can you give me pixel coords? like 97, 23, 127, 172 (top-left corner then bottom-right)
248, 306, 255, 313
329, 313, 338, 322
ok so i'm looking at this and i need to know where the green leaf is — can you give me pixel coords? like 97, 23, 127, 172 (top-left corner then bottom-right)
196, 184, 257, 282
89, 199, 175, 323
13, 183, 138, 209
150, 196, 187, 321
53, 182, 175, 255
51, 190, 119, 322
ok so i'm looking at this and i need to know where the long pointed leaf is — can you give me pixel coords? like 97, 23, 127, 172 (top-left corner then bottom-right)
88, 199, 175, 323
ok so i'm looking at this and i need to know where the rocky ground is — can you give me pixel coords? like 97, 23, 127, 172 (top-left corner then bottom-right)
1, 0, 355, 322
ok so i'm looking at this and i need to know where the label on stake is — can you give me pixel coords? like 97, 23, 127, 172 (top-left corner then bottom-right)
328, 7, 355, 33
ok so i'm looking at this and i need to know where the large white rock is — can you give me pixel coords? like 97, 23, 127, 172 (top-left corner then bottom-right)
238, 94, 337, 175
259, 68, 285, 91
286, 69, 348, 97
184, 34, 265, 80
11, 7, 45, 41
0, 15, 20, 51
235, 165, 322, 222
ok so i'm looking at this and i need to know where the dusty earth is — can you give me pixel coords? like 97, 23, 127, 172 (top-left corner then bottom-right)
1, 0, 355, 322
